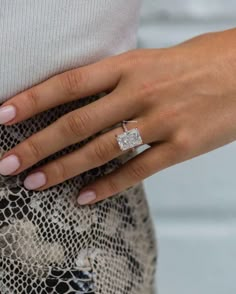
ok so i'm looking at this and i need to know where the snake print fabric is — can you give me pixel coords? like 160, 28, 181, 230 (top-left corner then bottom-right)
0, 92, 157, 293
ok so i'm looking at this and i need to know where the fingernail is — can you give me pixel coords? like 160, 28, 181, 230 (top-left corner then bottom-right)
0, 154, 20, 175
24, 171, 47, 189
77, 190, 96, 205
0, 105, 16, 124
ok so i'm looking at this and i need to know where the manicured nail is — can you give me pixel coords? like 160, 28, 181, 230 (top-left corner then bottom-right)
0, 105, 16, 124
77, 190, 96, 205
0, 154, 20, 175
24, 171, 47, 189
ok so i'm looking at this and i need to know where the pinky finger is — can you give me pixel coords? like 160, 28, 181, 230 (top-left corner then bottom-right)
77, 141, 179, 205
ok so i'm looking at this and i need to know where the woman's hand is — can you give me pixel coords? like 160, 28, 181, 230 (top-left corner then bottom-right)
1, 28, 236, 205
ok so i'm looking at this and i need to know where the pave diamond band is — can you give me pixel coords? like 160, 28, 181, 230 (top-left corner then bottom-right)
116, 120, 143, 151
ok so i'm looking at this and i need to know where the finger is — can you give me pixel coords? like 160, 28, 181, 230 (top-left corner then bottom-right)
0, 54, 122, 124
22, 117, 152, 190
76, 141, 180, 205
0, 89, 142, 176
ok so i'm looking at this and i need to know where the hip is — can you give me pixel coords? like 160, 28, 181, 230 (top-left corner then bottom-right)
0, 93, 157, 293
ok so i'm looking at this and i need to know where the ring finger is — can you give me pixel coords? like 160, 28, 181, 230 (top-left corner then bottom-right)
23, 117, 154, 190
0, 88, 140, 176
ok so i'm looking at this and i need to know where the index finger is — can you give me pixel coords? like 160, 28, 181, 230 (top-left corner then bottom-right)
0, 54, 122, 124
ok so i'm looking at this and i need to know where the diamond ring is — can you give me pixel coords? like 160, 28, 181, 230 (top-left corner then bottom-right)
115, 120, 143, 152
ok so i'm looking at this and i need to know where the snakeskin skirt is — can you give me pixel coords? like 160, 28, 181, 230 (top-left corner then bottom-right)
0, 92, 157, 294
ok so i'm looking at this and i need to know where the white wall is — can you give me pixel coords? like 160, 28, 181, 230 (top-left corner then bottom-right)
137, 1, 236, 293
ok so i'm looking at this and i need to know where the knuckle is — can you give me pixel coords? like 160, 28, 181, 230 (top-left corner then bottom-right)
58, 69, 85, 97
120, 49, 143, 70
127, 161, 148, 181
158, 104, 180, 122
107, 178, 119, 195
93, 140, 109, 163
92, 138, 115, 163
172, 129, 194, 156
53, 160, 68, 180
62, 111, 90, 138
126, 49, 144, 63
138, 80, 158, 100
24, 88, 40, 113
26, 138, 43, 161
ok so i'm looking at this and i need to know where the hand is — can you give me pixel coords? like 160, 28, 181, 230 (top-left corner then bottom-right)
1, 28, 236, 205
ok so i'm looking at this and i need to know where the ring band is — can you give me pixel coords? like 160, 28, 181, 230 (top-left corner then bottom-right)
116, 120, 143, 152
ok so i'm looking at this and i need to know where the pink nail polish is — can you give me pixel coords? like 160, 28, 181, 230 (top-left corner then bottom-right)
0, 105, 16, 124
77, 190, 96, 205
24, 172, 47, 190
0, 154, 20, 175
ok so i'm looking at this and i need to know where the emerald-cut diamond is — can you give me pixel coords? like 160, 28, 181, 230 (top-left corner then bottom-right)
116, 128, 143, 151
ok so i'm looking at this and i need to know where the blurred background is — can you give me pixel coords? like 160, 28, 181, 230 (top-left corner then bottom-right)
137, 1, 236, 293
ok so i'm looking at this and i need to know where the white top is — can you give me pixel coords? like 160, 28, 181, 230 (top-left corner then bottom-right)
0, 0, 142, 103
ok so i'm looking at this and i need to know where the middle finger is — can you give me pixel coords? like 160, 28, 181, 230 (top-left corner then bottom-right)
23, 116, 151, 190
0, 89, 139, 176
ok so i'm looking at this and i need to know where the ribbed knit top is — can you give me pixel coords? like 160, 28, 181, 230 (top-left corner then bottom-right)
0, 0, 142, 103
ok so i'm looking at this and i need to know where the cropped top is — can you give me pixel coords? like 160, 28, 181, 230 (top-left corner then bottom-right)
0, 0, 142, 103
